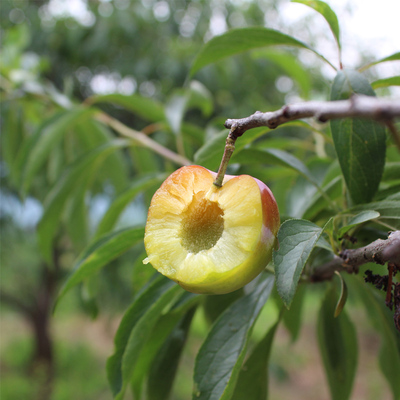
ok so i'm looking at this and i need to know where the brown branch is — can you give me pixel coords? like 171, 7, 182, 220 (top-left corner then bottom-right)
96, 112, 192, 167
311, 230, 400, 281
224, 95, 400, 137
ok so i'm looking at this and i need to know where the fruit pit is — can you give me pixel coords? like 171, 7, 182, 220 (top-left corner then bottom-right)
180, 192, 224, 253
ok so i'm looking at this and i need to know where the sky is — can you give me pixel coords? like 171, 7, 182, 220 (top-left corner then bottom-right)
278, 0, 400, 91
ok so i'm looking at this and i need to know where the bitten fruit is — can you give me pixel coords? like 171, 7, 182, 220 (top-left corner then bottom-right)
143, 165, 280, 294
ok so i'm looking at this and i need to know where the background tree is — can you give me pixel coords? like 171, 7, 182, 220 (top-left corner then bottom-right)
1, 0, 399, 399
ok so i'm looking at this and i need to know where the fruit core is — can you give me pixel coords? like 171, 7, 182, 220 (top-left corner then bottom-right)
180, 191, 224, 253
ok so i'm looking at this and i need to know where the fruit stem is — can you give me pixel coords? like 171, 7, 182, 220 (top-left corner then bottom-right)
213, 133, 237, 187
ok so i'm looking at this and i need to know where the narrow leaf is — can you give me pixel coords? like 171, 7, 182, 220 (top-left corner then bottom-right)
65, 181, 89, 253
187, 80, 213, 117
281, 283, 306, 342
56, 227, 144, 307
274, 219, 326, 308
131, 292, 200, 399
330, 69, 386, 205
383, 162, 400, 182
338, 210, 380, 237
252, 50, 312, 98
231, 317, 281, 400
147, 307, 196, 400
112, 278, 182, 400
203, 289, 244, 325
21, 107, 96, 194
75, 119, 129, 193
303, 176, 342, 220
193, 273, 275, 400
317, 284, 358, 400
348, 199, 400, 229
350, 276, 400, 399
359, 52, 400, 72
292, 0, 341, 50
37, 140, 128, 261
333, 272, 348, 318
165, 92, 188, 135
94, 173, 166, 240
87, 93, 165, 122
190, 27, 334, 76
371, 76, 400, 90
107, 275, 179, 397
233, 148, 328, 197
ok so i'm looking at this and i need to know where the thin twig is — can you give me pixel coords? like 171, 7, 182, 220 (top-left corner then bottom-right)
224, 95, 400, 137
213, 131, 237, 187
311, 230, 400, 281
96, 112, 192, 167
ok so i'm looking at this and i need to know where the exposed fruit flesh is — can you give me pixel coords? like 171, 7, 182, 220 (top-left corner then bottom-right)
144, 166, 277, 294
181, 193, 224, 253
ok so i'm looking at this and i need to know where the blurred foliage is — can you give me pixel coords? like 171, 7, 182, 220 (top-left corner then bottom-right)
1, 0, 400, 400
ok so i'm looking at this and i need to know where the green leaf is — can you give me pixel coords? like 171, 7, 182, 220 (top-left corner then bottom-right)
274, 219, 326, 308
292, 0, 340, 50
330, 69, 386, 205
193, 273, 275, 400
131, 292, 200, 399
190, 27, 335, 77
198, 122, 313, 171
333, 272, 348, 318
317, 283, 358, 400
107, 275, 182, 400
285, 158, 332, 218
147, 307, 196, 400
252, 50, 312, 98
338, 210, 380, 237
94, 173, 166, 240
1, 103, 24, 184
21, 107, 96, 195
371, 76, 400, 89
383, 162, 400, 182
37, 139, 129, 262
165, 92, 188, 135
348, 199, 400, 229
65, 181, 89, 253
233, 148, 325, 193
350, 276, 400, 399
87, 93, 165, 122
281, 283, 306, 342
231, 317, 281, 400
165, 81, 213, 136
303, 176, 342, 220
203, 289, 244, 325
56, 227, 144, 307
359, 52, 400, 72
75, 119, 129, 193
349, 200, 400, 218
194, 127, 270, 171
187, 80, 213, 117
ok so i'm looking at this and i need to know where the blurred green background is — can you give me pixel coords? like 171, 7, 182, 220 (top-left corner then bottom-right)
0, 0, 398, 399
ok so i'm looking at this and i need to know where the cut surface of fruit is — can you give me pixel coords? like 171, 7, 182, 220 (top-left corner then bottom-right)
143, 165, 279, 294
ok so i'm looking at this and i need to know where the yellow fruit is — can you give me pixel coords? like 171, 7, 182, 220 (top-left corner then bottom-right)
143, 165, 280, 294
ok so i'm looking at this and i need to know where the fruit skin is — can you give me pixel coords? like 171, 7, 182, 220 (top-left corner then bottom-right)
143, 165, 280, 295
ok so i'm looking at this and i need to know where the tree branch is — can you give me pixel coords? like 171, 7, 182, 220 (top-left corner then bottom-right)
224, 95, 400, 138
311, 230, 400, 281
96, 112, 192, 167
